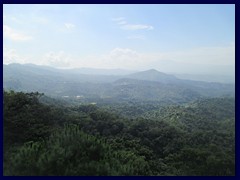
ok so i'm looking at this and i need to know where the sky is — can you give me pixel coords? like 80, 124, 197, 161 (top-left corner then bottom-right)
3, 4, 235, 76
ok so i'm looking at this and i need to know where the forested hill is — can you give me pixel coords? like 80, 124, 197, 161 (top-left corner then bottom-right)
4, 91, 235, 176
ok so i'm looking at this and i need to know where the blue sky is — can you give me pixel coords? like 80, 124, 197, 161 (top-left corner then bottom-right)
3, 4, 235, 75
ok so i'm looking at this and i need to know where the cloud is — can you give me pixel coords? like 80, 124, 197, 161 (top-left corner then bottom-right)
76, 48, 153, 69
4, 49, 73, 68
121, 24, 153, 31
104, 48, 143, 68
49, 44, 233, 75
161, 45, 235, 66
112, 17, 154, 31
3, 25, 33, 41
3, 48, 29, 64
108, 48, 140, 60
4, 44, 234, 76
73, 44, 234, 76
42, 51, 72, 67
64, 23, 76, 29
4, 48, 20, 64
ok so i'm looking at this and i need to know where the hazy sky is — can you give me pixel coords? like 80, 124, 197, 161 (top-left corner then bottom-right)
3, 4, 235, 75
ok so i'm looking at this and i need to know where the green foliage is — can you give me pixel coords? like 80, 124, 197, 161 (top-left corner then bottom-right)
4, 124, 151, 176
3, 90, 235, 176
3, 90, 65, 149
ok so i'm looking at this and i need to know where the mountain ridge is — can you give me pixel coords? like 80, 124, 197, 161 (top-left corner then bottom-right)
3, 63, 235, 104
126, 68, 179, 83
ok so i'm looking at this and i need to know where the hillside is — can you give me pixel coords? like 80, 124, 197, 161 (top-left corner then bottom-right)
4, 91, 235, 176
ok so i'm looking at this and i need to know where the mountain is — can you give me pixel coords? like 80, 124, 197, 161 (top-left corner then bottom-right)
65, 67, 136, 75
126, 69, 179, 83
174, 73, 235, 84
3, 63, 235, 104
3, 63, 121, 85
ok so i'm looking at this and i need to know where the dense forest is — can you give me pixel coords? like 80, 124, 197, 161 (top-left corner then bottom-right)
3, 90, 235, 176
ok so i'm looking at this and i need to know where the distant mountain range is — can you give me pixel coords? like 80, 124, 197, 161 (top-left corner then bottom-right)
126, 69, 179, 83
174, 73, 235, 84
3, 63, 235, 104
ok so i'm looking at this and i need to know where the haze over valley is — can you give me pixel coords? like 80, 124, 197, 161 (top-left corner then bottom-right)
3, 63, 235, 104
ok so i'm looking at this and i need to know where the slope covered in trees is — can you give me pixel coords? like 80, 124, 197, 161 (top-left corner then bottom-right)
3, 91, 235, 176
